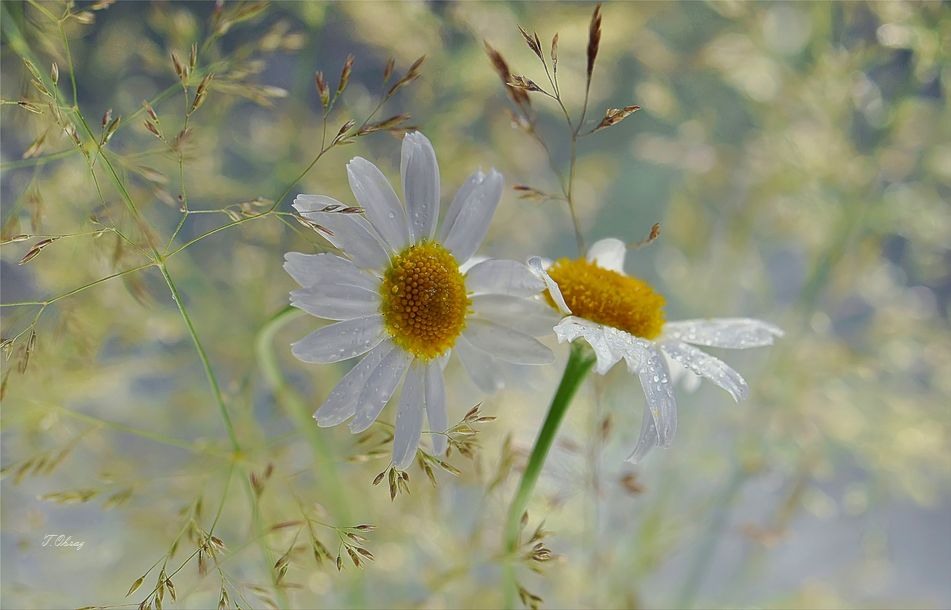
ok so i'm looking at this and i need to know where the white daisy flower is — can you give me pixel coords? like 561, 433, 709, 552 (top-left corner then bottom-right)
285, 132, 554, 469
529, 237, 782, 463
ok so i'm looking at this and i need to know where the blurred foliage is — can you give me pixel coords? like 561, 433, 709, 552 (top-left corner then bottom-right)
1, 1, 949, 609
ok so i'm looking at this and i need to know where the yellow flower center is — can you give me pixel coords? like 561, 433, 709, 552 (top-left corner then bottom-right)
546, 257, 665, 339
379, 241, 469, 360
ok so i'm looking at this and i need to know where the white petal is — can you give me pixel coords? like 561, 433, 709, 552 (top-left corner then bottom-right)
424, 361, 448, 455
463, 319, 553, 365
661, 341, 749, 402
664, 318, 784, 349
471, 294, 558, 337
393, 364, 425, 469
552, 317, 620, 374
291, 315, 385, 363
455, 335, 506, 393
636, 344, 677, 447
439, 170, 483, 243
528, 256, 571, 315
465, 259, 545, 297
314, 342, 392, 427
283, 252, 378, 291
346, 157, 410, 251
349, 347, 412, 433
605, 326, 652, 373
440, 168, 503, 262
290, 284, 380, 321
293, 195, 390, 270
401, 132, 440, 241
587, 237, 627, 272
626, 406, 660, 464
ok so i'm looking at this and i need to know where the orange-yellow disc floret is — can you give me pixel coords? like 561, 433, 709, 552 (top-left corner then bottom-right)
546, 257, 665, 339
379, 241, 469, 359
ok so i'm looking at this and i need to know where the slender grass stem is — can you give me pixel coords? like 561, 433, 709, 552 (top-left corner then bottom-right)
157, 263, 240, 452
503, 342, 595, 603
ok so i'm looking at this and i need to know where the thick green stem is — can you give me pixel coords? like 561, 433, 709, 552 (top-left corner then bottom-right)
503, 342, 595, 597
254, 306, 351, 521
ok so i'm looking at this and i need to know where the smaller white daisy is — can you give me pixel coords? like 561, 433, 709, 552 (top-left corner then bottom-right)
285, 132, 554, 469
529, 237, 783, 462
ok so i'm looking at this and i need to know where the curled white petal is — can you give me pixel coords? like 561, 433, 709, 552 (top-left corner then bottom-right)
636, 344, 677, 447
424, 361, 448, 456
465, 259, 545, 297
283, 252, 378, 291
401, 132, 440, 242
291, 315, 385, 363
471, 294, 558, 337
626, 405, 659, 464
528, 256, 571, 315
463, 319, 553, 365
290, 284, 379, 321
314, 341, 392, 427
293, 195, 389, 271
552, 316, 619, 374
349, 347, 412, 433
587, 237, 627, 272
664, 318, 784, 349
660, 340, 749, 402
346, 157, 409, 251
392, 364, 425, 469
440, 168, 503, 262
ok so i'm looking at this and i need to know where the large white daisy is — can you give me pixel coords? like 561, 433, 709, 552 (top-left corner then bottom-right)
285, 132, 554, 468
530, 237, 782, 462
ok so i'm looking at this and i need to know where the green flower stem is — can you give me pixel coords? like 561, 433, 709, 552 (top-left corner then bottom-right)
503, 342, 596, 594
255, 306, 353, 520
256, 306, 366, 607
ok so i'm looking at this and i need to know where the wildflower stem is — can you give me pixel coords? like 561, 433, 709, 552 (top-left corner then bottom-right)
255, 306, 352, 521
503, 341, 595, 597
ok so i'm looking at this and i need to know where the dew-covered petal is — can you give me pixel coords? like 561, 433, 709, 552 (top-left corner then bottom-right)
401, 132, 440, 242
626, 405, 660, 464
291, 315, 385, 363
636, 344, 677, 447
528, 256, 571, 315
439, 170, 482, 244
424, 361, 448, 455
604, 326, 652, 374
465, 259, 545, 297
349, 347, 412, 433
471, 294, 559, 337
455, 335, 506, 393
661, 340, 749, 402
587, 237, 627, 273
392, 364, 425, 469
440, 168, 503, 262
314, 342, 392, 427
283, 252, 378, 291
346, 157, 410, 251
293, 195, 390, 271
553, 316, 619, 374
664, 318, 784, 349
463, 319, 553, 365
290, 284, 380, 321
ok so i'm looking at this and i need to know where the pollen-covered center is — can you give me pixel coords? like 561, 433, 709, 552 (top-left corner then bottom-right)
546, 257, 665, 339
379, 241, 469, 360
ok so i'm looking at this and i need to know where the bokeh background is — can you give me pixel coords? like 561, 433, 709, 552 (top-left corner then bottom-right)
2, 1, 949, 608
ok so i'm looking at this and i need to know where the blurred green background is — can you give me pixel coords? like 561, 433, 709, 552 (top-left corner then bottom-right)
2, 1, 949, 608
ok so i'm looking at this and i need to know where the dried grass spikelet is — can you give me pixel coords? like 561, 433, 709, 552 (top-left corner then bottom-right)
484, 41, 531, 111
586, 3, 603, 85
591, 105, 640, 134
